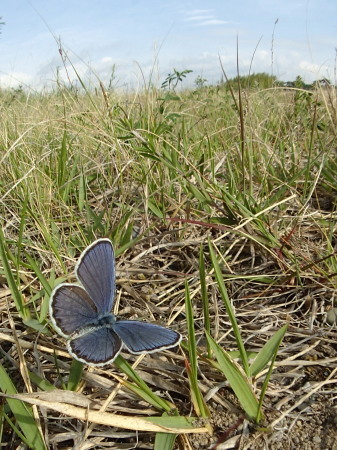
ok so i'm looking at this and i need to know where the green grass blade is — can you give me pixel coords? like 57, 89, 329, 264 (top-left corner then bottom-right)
148, 199, 165, 218
67, 359, 84, 391
205, 332, 261, 422
0, 363, 46, 449
77, 171, 86, 211
208, 240, 249, 375
199, 245, 211, 357
28, 372, 55, 391
250, 324, 288, 377
25, 252, 52, 298
184, 280, 197, 376
0, 403, 4, 445
184, 280, 209, 418
154, 413, 178, 450
188, 182, 211, 204
61, 152, 81, 206
146, 415, 205, 429
24, 252, 53, 322
114, 356, 173, 412
24, 211, 65, 272
254, 325, 288, 421
0, 225, 30, 320
16, 192, 29, 281
120, 220, 134, 247
121, 380, 173, 411
3, 412, 31, 447
57, 130, 68, 191
154, 431, 176, 450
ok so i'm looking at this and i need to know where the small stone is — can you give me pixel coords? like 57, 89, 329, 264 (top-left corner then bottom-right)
326, 308, 337, 325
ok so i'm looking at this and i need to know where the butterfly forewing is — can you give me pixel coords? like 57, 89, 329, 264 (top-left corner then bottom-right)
76, 239, 115, 314
49, 284, 98, 337
114, 320, 182, 354
68, 328, 122, 366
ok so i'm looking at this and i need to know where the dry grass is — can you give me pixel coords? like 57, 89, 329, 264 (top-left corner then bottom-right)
0, 80, 337, 449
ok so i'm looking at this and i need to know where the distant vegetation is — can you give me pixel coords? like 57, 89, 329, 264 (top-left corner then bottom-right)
1, 71, 334, 101
0, 16, 4, 36
217, 72, 333, 90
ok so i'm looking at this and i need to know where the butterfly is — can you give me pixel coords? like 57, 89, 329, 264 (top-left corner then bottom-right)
49, 239, 182, 366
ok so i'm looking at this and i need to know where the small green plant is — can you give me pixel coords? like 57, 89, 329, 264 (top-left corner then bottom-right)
0, 17, 4, 35
161, 68, 193, 91
0, 364, 46, 449
205, 241, 288, 423
194, 75, 207, 89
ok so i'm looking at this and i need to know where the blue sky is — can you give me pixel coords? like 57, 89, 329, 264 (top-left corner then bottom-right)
1, 0, 336, 90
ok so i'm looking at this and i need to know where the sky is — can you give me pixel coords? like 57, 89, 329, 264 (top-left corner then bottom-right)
0, 0, 336, 91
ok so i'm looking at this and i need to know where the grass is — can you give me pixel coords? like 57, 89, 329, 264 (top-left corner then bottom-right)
0, 71, 337, 448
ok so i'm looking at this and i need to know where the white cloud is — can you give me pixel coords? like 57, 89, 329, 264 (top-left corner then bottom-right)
299, 61, 323, 73
57, 61, 88, 83
182, 9, 230, 27
186, 9, 212, 15
101, 56, 113, 64
184, 15, 215, 22
298, 60, 331, 80
197, 20, 230, 26
256, 50, 269, 61
0, 72, 33, 89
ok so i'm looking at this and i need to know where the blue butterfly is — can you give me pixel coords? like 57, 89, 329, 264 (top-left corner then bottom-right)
49, 239, 182, 366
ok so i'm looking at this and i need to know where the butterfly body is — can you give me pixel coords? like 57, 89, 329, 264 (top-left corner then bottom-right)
49, 239, 181, 366
68, 313, 117, 338
77, 313, 117, 330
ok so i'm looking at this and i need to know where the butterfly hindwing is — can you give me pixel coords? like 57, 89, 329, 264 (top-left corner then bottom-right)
68, 327, 122, 366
